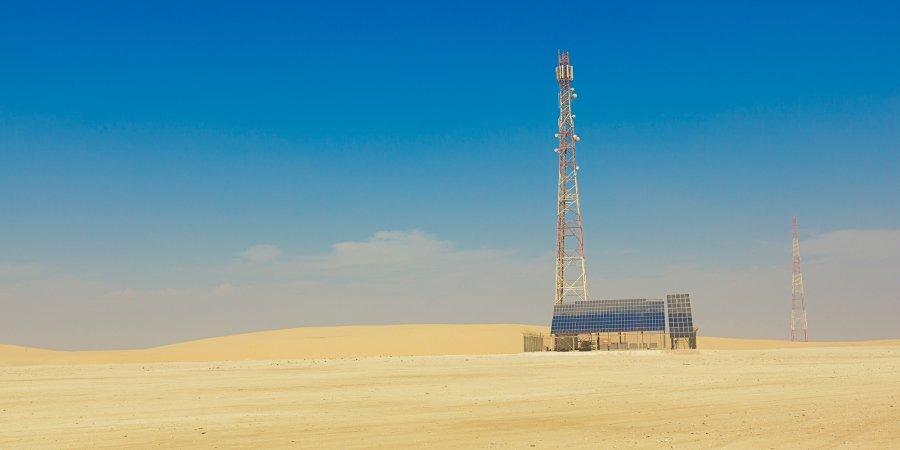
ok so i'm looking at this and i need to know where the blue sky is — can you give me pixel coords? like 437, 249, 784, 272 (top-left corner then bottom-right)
1, 1, 898, 347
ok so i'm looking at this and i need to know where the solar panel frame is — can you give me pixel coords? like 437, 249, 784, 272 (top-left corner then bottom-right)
666, 293, 695, 339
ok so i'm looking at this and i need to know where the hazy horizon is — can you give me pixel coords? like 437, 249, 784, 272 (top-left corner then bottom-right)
2, 1, 898, 349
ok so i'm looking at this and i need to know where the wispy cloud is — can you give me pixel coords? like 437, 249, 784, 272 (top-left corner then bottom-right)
239, 244, 282, 263
0, 262, 45, 280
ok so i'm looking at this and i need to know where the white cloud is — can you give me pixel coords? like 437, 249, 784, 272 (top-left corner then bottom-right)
323, 230, 451, 270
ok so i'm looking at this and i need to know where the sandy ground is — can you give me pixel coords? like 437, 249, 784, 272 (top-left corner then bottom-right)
0, 329, 898, 449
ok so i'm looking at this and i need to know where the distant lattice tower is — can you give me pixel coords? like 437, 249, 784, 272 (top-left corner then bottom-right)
790, 216, 809, 341
554, 51, 588, 304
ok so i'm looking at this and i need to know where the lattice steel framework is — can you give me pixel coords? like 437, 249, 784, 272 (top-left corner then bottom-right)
554, 50, 588, 305
790, 216, 809, 341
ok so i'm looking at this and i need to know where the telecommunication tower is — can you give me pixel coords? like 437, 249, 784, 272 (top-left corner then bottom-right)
554, 51, 588, 305
790, 216, 809, 341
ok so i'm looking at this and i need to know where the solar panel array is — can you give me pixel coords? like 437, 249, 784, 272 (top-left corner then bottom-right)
666, 293, 694, 338
551, 299, 666, 335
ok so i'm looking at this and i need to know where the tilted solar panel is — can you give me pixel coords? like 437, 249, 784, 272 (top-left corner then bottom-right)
666, 293, 695, 338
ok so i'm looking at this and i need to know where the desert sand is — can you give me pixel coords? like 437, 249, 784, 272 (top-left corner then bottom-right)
1, 325, 898, 448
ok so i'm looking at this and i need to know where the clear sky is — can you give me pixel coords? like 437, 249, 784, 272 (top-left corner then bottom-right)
1, 1, 898, 348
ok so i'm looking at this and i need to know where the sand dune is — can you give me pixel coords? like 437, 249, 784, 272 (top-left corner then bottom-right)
2, 324, 898, 365
0, 324, 547, 365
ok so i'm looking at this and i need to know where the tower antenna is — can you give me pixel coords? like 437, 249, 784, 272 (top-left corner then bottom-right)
554, 51, 588, 304
790, 216, 809, 341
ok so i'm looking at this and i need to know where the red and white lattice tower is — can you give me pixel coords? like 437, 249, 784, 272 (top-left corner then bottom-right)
790, 216, 809, 341
554, 51, 588, 305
